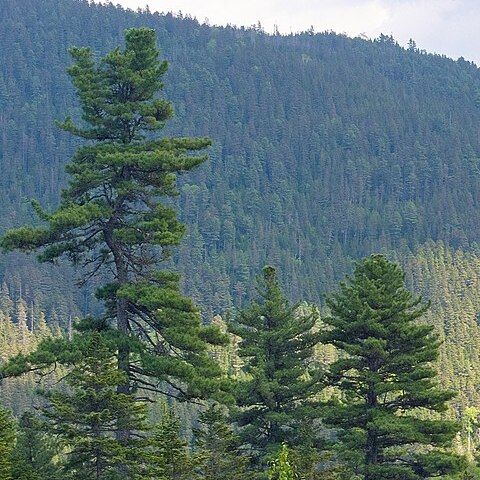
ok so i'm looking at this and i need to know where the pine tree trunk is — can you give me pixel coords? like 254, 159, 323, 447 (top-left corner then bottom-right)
115, 257, 131, 441
114, 253, 132, 478
105, 225, 131, 442
365, 383, 378, 480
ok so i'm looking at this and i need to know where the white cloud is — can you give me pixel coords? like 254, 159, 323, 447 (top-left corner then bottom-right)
102, 0, 480, 63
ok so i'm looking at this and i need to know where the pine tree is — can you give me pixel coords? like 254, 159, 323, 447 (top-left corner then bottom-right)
0, 283, 13, 318
41, 325, 148, 480
0, 28, 227, 432
229, 266, 322, 472
0, 405, 15, 480
15, 298, 29, 351
147, 405, 194, 480
289, 422, 337, 480
193, 404, 247, 480
322, 254, 464, 479
10, 411, 61, 480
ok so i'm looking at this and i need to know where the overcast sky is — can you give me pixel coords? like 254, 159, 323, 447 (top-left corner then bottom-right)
105, 0, 480, 64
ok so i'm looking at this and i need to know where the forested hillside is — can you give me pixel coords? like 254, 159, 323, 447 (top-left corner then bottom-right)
2, 0, 480, 409
2, 0, 480, 314
404, 243, 480, 412
2, 3, 480, 477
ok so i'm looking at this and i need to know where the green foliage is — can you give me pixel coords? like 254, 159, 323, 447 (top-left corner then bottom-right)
10, 412, 61, 480
193, 404, 247, 480
146, 405, 194, 480
0, 26, 228, 415
448, 462, 480, 479
3, 0, 480, 323
41, 329, 148, 480
322, 255, 463, 479
3, 0, 480, 418
267, 444, 297, 480
0, 297, 57, 415
0, 406, 15, 480
229, 266, 322, 471
1, 2, 480, 478
289, 423, 340, 480
402, 242, 480, 416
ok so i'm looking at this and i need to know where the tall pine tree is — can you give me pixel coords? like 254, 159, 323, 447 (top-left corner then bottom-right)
0, 28, 227, 435
322, 255, 464, 479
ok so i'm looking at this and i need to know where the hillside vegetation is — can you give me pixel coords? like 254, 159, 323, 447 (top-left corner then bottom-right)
2, 0, 480, 311
1, 0, 480, 419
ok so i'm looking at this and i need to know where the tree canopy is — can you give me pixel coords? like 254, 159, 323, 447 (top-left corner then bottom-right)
0, 27, 228, 412
229, 266, 322, 473
322, 255, 464, 479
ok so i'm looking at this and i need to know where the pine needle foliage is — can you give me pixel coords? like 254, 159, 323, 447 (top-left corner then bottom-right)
146, 405, 194, 480
0, 28, 227, 414
41, 329, 148, 480
10, 412, 61, 480
229, 266, 322, 471
322, 254, 464, 479
193, 404, 247, 480
0, 405, 15, 480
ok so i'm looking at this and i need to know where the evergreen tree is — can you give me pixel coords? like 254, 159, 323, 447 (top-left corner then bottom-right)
147, 405, 194, 480
41, 325, 147, 480
10, 412, 61, 480
0, 405, 15, 480
193, 404, 247, 480
229, 266, 322, 472
322, 254, 464, 479
289, 422, 337, 480
0, 27, 227, 433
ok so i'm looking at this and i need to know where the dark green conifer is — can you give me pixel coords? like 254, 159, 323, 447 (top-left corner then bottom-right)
322, 254, 464, 479
10, 412, 61, 480
229, 266, 322, 473
147, 405, 194, 480
193, 404, 247, 480
41, 326, 147, 480
0, 28, 227, 431
0, 405, 15, 480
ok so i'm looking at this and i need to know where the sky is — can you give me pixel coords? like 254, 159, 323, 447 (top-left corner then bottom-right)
99, 0, 480, 64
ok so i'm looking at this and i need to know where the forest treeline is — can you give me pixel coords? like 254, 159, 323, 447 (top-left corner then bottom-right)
0, 257, 475, 480
2, 0, 480, 410
2, 0, 480, 311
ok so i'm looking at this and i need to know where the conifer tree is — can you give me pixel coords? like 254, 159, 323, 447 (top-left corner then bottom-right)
147, 405, 194, 480
0, 284, 13, 318
10, 412, 61, 480
229, 266, 322, 472
322, 254, 464, 479
193, 404, 247, 480
41, 325, 148, 480
0, 405, 15, 480
0, 28, 227, 431
289, 422, 336, 480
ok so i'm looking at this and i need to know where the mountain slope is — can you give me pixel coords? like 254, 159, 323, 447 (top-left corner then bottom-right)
1, 0, 480, 318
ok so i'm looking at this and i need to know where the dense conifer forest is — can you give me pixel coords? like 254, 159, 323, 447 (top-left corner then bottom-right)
2, 0, 480, 478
